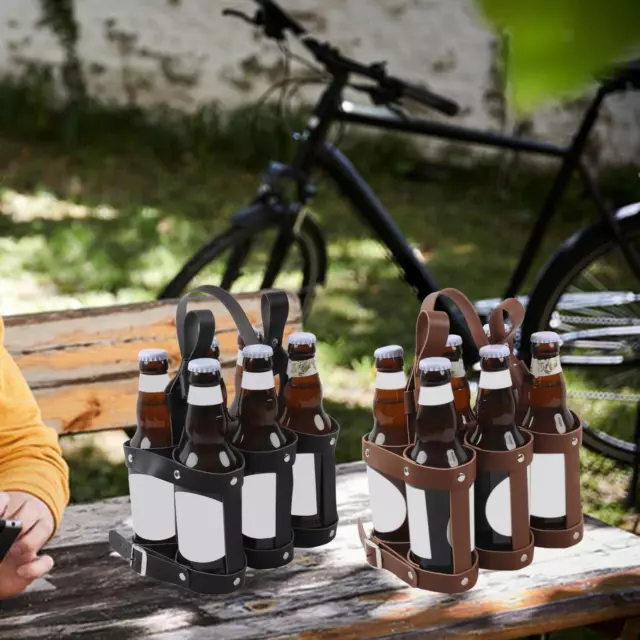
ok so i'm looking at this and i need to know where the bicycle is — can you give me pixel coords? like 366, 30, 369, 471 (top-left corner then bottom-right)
159, 0, 640, 467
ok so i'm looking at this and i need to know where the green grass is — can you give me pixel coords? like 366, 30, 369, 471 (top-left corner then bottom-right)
0, 78, 638, 538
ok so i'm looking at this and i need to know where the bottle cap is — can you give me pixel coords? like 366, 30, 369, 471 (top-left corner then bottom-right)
138, 348, 169, 363
188, 358, 221, 373
211, 336, 219, 347
446, 334, 462, 347
530, 331, 561, 344
374, 345, 404, 359
483, 322, 511, 337
243, 344, 274, 359
288, 331, 317, 346
479, 344, 510, 358
238, 327, 264, 339
419, 357, 451, 373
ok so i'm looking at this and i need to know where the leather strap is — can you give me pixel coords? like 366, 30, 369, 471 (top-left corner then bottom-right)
109, 530, 246, 594
243, 532, 295, 570
357, 521, 479, 594
260, 290, 290, 414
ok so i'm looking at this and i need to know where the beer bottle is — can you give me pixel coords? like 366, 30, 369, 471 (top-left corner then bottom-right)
282, 332, 330, 530
131, 348, 172, 449
206, 336, 228, 408
233, 344, 288, 551
468, 344, 526, 551
175, 358, 238, 573
523, 331, 576, 530
406, 357, 470, 574
228, 328, 263, 421
442, 335, 475, 435
128, 348, 175, 546
366, 345, 410, 543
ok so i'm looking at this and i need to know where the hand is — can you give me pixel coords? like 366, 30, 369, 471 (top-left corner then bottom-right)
0, 491, 55, 599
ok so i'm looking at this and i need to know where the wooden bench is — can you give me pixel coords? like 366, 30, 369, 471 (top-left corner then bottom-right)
2, 293, 640, 639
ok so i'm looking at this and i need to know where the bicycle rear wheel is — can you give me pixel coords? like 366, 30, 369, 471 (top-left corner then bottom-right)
521, 206, 640, 464
159, 208, 325, 319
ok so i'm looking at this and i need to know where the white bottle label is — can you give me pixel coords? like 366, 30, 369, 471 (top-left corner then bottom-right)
175, 491, 226, 563
406, 485, 432, 559
531, 356, 562, 378
242, 472, 277, 539
530, 453, 566, 518
138, 373, 171, 393
236, 350, 244, 366
375, 370, 407, 390
291, 453, 318, 516
451, 360, 466, 379
478, 369, 512, 390
418, 383, 454, 406
128, 473, 176, 540
366, 467, 407, 533
287, 358, 318, 378
187, 384, 223, 406
241, 370, 276, 391
485, 476, 513, 537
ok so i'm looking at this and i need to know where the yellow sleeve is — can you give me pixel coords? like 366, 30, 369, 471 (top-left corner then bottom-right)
0, 316, 69, 532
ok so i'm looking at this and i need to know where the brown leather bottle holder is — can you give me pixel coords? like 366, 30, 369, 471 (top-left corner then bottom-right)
359, 435, 479, 594
522, 411, 584, 549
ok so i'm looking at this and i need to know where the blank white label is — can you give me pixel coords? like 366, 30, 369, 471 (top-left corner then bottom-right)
128, 473, 176, 541
138, 373, 171, 393
485, 476, 512, 537
478, 369, 512, 390
375, 371, 407, 390
187, 385, 223, 406
242, 472, 277, 539
291, 453, 318, 516
418, 383, 454, 406
406, 485, 432, 560
241, 371, 275, 391
367, 467, 407, 533
175, 491, 226, 563
530, 453, 566, 518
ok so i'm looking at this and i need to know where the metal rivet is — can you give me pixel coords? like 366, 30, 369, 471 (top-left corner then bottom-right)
408, 571, 414, 580
329, 530, 335, 538
330, 438, 336, 446
365, 449, 370, 458
179, 573, 186, 582
520, 554, 528, 562
230, 477, 238, 486
571, 437, 578, 446
127, 454, 133, 463
403, 467, 409, 477
174, 470, 181, 480
233, 577, 241, 586
517, 454, 525, 463
283, 552, 289, 560
457, 473, 465, 483
272, 339, 278, 348
284, 454, 291, 463
461, 577, 469, 586
573, 532, 580, 540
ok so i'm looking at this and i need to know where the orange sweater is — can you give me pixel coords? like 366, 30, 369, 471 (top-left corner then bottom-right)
0, 316, 69, 532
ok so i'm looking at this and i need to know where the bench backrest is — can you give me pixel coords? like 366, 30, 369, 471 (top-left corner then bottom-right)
3, 292, 302, 436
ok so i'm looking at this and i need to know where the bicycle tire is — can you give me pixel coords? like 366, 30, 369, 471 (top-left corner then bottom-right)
521, 208, 640, 464
158, 215, 324, 318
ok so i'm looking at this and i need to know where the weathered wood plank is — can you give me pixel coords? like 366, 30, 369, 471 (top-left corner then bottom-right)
2, 292, 301, 435
0, 462, 634, 639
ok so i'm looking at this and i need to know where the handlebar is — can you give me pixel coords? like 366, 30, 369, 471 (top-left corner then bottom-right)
223, 0, 460, 117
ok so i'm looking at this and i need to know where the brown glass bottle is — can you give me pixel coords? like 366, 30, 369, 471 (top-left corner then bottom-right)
407, 357, 470, 574
175, 358, 238, 573
469, 344, 526, 552
282, 332, 330, 530
130, 348, 172, 449
523, 331, 576, 530
228, 328, 263, 421
128, 348, 175, 546
206, 336, 228, 409
442, 334, 475, 436
233, 344, 288, 551
366, 345, 410, 544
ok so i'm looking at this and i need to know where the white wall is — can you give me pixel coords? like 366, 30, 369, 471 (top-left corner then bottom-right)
0, 0, 638, 166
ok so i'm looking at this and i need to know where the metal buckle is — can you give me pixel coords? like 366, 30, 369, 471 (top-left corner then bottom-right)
365, 533, 383, 570
130, 544, 148, 577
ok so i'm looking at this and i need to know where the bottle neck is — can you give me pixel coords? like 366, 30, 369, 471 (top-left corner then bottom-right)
236, 349, 244, 366
139, 371, 170, 393
287, 356, 318, 379
187, 383, 224, 406
241, 368, 276, 391
478, 367, 512, 391
531, 354, 562, 380
418, 381, 454, 406
375, 368, 406, 390
450, 359, 466, 380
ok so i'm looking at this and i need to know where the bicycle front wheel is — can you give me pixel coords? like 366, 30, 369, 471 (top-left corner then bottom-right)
158, 209, 325, 319
521, 206, 640, 464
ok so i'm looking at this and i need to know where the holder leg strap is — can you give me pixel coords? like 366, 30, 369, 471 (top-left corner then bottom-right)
109, 530, 246, 595
356, 520, 478, 594
244, 531, 295, 570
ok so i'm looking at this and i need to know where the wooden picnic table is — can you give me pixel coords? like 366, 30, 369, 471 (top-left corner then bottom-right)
2, 461, 640, 640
